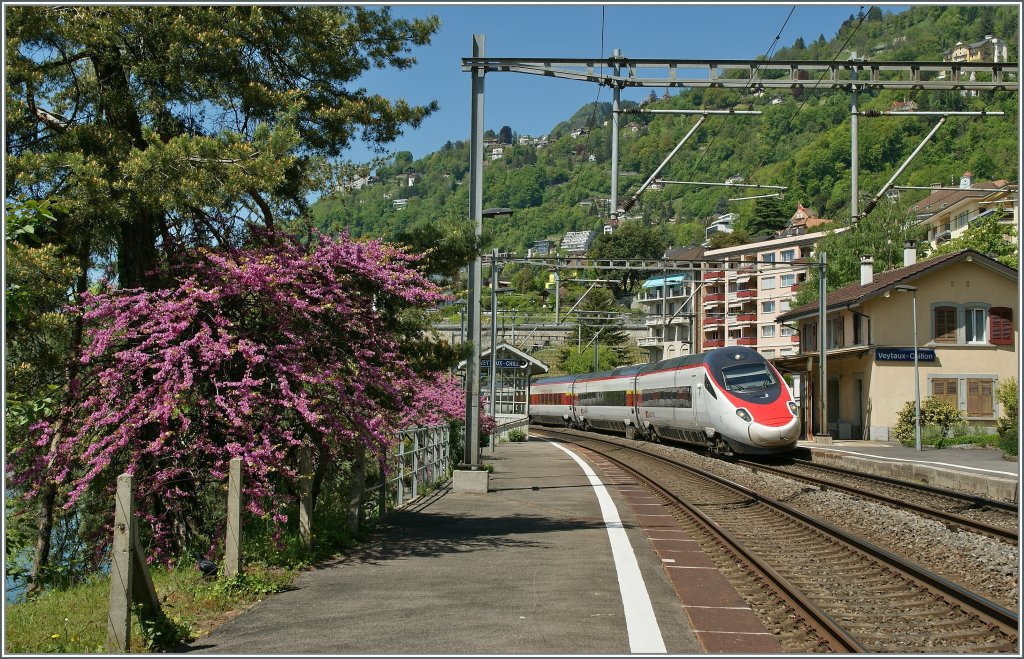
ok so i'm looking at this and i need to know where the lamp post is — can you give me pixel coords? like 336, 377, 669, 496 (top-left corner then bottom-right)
895, 285, 921, 451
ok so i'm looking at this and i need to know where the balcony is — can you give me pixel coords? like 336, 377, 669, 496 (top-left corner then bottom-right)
791, 334, 801, 342
703, 339, 725, 348
737, 337, 757, 346
638, 337, 662, 347
703, 317, 724, 327
704, 270, 725, 280
703, 293, 725, 302
736, 289, 758, 298
737, 313, 758, 323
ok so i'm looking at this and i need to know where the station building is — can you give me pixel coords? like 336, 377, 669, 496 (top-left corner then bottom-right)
775, 248, 1017, 440
459, 342, 549, 425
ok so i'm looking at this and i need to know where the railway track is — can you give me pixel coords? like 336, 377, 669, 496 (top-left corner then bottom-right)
737, 457, 1019, 544
535, 428, 1019, 654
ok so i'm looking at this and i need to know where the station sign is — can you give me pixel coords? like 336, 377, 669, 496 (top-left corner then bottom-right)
481, 359, 528, 369
874, 348, 936, 362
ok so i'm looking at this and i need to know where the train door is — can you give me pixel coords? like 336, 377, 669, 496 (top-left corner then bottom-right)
629, 374, 642, 431
695, 369, 717, 431
680, 369, 699, 430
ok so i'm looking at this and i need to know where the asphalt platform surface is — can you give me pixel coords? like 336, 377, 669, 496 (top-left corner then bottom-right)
183, 439, 708, 655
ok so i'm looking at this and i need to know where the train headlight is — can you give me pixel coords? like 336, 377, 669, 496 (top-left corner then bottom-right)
788, 401, 798, 416
735, 408, 752, 422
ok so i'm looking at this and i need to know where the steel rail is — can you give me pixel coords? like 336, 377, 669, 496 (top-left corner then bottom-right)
789, 457, 1019, 512
544, 429, 1020, 634
736, 459, 1018, 543
532, 429, 863, 652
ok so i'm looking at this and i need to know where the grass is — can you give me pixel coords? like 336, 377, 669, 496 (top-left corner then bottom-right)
4, 562, 296, 654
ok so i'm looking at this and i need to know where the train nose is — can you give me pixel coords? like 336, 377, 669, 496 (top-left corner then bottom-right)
748, 417, 800, 446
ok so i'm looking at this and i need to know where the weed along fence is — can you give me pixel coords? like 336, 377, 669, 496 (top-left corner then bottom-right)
492, 417, 529, 444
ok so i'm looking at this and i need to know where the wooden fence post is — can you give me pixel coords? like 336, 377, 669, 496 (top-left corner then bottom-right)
106, 473, 165, 653
299, 446, 312, 549
107, 473, 135, 652
224, 457, 242, 578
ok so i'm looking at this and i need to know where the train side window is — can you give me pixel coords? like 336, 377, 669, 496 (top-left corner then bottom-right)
704, 374, 717, 399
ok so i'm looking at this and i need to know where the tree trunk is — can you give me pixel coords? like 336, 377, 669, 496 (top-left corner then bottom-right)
91, 46, 162, 290
26, 482, 57, 596
309, 439, 330, 520
345, 446, 367, 534
28, 237, 91, 595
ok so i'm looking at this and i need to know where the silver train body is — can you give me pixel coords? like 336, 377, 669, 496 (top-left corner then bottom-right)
529, 347, 799, 455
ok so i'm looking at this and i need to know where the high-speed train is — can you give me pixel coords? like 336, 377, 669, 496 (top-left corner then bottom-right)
529, 346, 799, 455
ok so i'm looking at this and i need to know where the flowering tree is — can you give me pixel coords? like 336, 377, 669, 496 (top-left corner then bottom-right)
13, 231, 476, 561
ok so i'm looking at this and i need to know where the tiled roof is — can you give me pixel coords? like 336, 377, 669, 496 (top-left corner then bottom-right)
776, 249, 1017, 322
664, 245, 705, 261
912, 180, 1009, 216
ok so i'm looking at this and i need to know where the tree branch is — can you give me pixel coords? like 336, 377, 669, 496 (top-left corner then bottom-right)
248, 189, 275, 232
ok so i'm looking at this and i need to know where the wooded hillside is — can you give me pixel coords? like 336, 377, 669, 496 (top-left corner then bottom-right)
310, 5, 1018, 255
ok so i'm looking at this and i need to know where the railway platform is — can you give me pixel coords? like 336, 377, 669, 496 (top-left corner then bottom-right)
184, 437, 781, 654
797, 438, 1019, 501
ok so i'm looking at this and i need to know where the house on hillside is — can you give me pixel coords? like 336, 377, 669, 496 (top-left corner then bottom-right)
944, 35, 1010, 63
911, 173, 1016, 249
890, 100, 918, 112
778, 205, 832, 238
775, 249, 1018, 441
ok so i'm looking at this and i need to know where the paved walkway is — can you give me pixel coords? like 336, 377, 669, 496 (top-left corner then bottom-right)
185, 439, 713, 654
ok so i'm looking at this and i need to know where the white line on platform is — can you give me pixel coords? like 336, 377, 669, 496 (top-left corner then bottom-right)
550, 441, 667, 654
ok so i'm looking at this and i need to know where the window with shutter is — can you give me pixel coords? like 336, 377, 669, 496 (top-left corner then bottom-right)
966, 378, 994, 417
989, 307, 1013, 345
931, 378, 958, 408
934, 306, 957, 343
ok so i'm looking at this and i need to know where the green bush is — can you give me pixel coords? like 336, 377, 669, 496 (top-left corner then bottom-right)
996, 377, 1018, 440
892, 396, 964, 446
507, 429, 527, 443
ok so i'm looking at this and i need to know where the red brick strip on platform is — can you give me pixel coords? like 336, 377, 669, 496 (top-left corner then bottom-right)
576, 446, 782, 654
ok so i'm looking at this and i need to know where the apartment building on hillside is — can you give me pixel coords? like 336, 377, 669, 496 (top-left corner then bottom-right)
700, 227, 845, 359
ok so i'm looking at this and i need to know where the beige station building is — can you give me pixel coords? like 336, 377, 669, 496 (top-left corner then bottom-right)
775, 249, 1018, 441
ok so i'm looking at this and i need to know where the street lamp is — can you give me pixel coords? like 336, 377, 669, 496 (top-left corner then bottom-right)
894, 284, 921, 451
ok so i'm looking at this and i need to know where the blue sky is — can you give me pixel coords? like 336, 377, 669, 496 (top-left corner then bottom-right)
346, 2, 911, 164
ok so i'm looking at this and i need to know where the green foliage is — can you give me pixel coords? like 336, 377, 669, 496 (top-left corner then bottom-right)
708, 228, 753, 249
588, 222, 669, 295
507, 429, 527, 443
794, 202, 925, 306
309, 7, 1017, 264
892, 396, 966, 446
995, 377, 1018, 447
559, 345, 619, 374
927, 212, 1018, 267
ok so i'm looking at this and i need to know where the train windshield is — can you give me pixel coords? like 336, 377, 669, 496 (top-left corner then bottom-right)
720, 363, 777, 391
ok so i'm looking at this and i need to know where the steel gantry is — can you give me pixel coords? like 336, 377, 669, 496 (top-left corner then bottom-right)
461, 40, 1019, 458
462, 51, 1018, 220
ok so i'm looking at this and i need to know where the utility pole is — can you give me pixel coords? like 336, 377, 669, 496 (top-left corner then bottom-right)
818, 252, 828, 439
850, 52, 860, 224
463, 34, 485, 468
610, 49, 622, 222
488, 247, 499, 452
